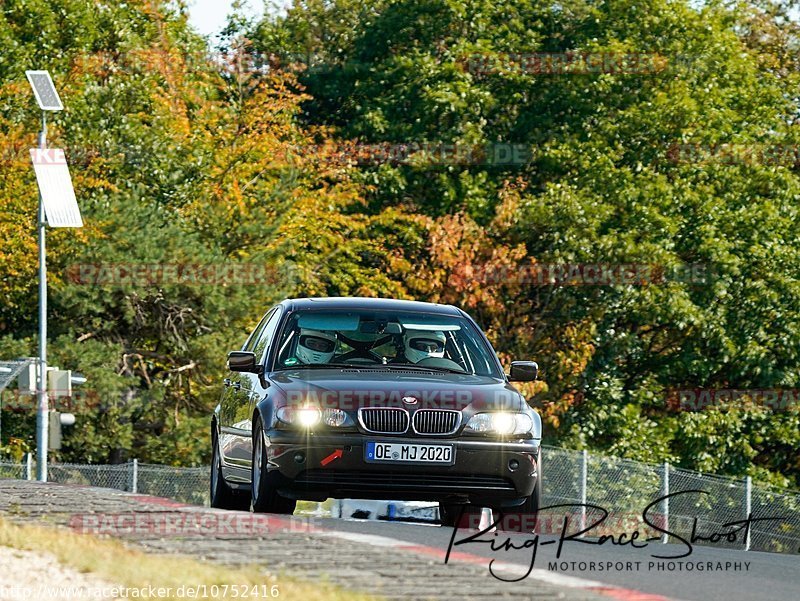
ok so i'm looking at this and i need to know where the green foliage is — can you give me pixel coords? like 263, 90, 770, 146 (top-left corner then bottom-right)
0, 0, 389, 465
250, 0, 800, 488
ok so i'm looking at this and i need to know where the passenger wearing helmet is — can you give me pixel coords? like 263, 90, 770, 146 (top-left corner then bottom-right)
402, 330, 446, 363
296, 329, 337, 364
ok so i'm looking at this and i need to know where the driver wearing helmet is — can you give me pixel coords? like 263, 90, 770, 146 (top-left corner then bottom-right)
402, 330, 446, 363
296, 329, 337, 364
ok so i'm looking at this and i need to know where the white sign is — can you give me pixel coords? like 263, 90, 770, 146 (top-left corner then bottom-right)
29, 149, 83, 227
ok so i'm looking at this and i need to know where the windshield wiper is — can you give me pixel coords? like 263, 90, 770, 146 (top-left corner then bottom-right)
387, 363, 467, 374
274, 363, 357, 371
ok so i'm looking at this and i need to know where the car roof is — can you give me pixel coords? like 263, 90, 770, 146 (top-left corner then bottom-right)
282, 297, 462, 316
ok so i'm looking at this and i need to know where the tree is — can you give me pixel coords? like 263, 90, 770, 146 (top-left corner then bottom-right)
253, 0, 800, 487
0, 0, 392, 465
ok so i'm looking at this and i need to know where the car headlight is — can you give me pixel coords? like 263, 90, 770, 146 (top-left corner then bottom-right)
276, 407, 352, 428
464, 412, 534, 436
277, 407, 321, 427
321, 408, 349, 427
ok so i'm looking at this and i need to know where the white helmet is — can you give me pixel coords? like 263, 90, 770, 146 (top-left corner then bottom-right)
296, 329, 337, 364
404, 330, 446, 363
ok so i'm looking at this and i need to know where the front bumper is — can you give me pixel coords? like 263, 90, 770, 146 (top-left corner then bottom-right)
263, 430, 540, 507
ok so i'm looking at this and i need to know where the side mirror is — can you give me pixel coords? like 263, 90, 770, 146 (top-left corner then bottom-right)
227, 351, 261, 373
509, 361, 538, 382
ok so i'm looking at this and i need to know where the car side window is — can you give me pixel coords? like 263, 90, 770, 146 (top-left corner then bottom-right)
242, 308, 276, 352
254, 308, 282, 364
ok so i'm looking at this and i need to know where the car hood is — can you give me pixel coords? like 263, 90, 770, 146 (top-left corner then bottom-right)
269, 368, 527, 413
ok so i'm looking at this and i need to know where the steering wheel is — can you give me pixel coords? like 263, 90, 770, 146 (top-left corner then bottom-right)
336, 334, 394, 364
336, 350, 382, 363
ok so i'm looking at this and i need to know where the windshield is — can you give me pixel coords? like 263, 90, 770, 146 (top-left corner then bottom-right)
272, 309, 503, 378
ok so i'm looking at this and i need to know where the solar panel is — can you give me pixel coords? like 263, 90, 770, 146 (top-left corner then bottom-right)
25, 70, 64, 111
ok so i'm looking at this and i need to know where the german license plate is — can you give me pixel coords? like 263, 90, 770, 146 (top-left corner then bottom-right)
365, 441, 454, 465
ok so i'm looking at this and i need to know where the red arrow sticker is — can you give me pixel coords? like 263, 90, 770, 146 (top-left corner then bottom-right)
321, 449, 343, 466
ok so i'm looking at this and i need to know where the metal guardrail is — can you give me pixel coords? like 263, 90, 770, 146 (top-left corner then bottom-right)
1, 446, 798, 554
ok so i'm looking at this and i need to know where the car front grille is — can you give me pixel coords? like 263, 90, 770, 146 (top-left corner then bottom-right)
412, 409, 460, 435
358, 408, 409, 434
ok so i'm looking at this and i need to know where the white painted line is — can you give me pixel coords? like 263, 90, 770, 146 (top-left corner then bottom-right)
491, 563, 609, 588
319, 530, 410, 547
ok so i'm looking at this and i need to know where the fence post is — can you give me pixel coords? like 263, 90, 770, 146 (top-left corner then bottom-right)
130, 459, 138, 494
580, 450, 588, 535
538, 445, 543, 481
661, 461, 670, 544
744, 475, 752, 551
25, 453, 32, 481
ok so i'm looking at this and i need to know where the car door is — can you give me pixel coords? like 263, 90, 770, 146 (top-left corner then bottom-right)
242, 306, 284, 464
218, 309, 275, 481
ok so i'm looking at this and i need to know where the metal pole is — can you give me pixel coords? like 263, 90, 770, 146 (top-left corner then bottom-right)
131, 459, 138, 494
580, 449, 587, 535
35, 111, 48, 482
661, 461, 670, 544
745, 475, 752, 551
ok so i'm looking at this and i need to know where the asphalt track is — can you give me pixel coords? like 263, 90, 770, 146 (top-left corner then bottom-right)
0, 481, 796, 601
314, 515, 799, 601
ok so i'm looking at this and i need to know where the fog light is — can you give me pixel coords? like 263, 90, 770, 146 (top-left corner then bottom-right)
509, 459, 520, 471
294, 452, 306, 464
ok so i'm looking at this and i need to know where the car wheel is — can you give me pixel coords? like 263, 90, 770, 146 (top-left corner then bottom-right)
438, 502, 483, 528
210, 430, 249, 511
495, 478, 541, 533
251, 418, 296, 514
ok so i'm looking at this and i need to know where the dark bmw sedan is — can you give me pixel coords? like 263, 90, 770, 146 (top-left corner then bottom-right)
211, 297, 541, 526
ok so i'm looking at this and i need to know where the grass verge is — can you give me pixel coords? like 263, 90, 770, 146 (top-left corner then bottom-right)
0, 517, 379, 601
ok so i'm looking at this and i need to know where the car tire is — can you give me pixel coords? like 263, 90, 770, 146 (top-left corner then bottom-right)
251, 418, 297, 514
210, 430, 249, 511
495, 478, 541, 533
438, 502, 483, 528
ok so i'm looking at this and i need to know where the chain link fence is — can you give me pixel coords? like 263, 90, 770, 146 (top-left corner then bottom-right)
0, 458, 27, 480
2, 446, 798, 554
0, 458, 209, 506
